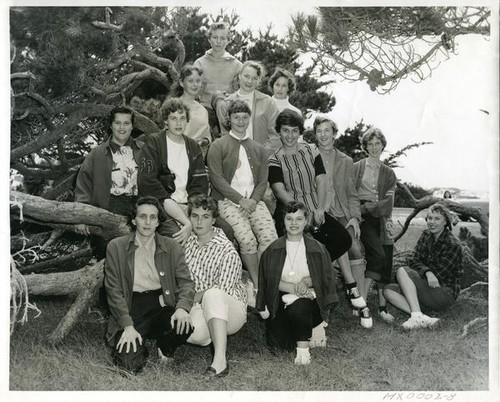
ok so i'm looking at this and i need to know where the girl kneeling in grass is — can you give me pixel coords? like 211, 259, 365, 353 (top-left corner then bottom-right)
256, 201, 337, 365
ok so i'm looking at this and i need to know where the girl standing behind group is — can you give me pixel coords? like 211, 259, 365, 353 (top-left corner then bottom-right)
214, 60, 281, 153
269, 67, 301, 116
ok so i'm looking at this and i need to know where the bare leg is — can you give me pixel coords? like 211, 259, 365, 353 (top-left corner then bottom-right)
240, 252, 259, 288
207, 318, 228, 373
383, 288, 412, 314
384, 267, 422, 314
395, 267, 422, 312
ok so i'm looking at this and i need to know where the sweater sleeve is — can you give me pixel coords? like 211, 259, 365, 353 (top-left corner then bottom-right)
207, 139, 244, 203
256, 248, 269, 314
345, 158, 361, 220
214, 96, 230, 135
249, 144, 269, 202
265, 98, 280, 144
137, 134, 171, 202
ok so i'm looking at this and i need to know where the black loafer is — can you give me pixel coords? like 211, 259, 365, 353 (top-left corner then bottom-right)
204, 365, 229, 378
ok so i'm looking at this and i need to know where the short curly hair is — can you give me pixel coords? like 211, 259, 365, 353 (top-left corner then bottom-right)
187, 194, 220, 218
240, 60, 266, 79
275, 109, 304, 134
361, 127, 387, 151
160, 97, 190, 126
227, 99, 251, 117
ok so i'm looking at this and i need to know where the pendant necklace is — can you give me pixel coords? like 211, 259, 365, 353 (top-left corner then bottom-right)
286, 238, 302, 277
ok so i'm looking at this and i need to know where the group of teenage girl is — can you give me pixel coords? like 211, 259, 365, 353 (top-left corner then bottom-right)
91, 21, 460, 375
144, 21, 398, 367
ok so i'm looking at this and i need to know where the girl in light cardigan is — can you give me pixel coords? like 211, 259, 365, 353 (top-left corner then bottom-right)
354, 127, 397, 322
207, 99, 278, 307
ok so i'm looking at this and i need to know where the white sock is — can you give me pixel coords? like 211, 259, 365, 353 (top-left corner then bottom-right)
411, 312, 423, 318
296, 347, 310, 359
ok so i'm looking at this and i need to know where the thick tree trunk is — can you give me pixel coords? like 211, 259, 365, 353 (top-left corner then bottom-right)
24, 259, 104, 296
10, 191, 130, 240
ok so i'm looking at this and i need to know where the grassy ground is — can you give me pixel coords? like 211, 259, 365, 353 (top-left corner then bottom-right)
9, 291, 488, 391
9, 211, 489, 392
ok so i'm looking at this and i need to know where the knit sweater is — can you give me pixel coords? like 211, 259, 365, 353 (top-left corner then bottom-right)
207, 134, 268, 203
193, 50, 242, 108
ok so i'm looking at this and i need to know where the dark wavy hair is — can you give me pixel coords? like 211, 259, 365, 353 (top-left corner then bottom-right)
172, 64, 204, 97
108, 106, 134, 137
187, 194, 220, 219
275, 109, 304, 134
128, 196, 166, 229
268, 67, 297, 95
283, 201, 309, 220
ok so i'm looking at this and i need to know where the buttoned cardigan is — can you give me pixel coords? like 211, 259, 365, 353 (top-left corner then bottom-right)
207, 134, 268, 204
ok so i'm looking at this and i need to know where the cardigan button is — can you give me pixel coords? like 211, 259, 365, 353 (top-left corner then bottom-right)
164, 290, 170, 295
159, 271, 165, 276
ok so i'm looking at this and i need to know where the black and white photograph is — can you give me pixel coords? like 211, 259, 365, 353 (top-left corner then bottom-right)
4, 1, 499, 401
